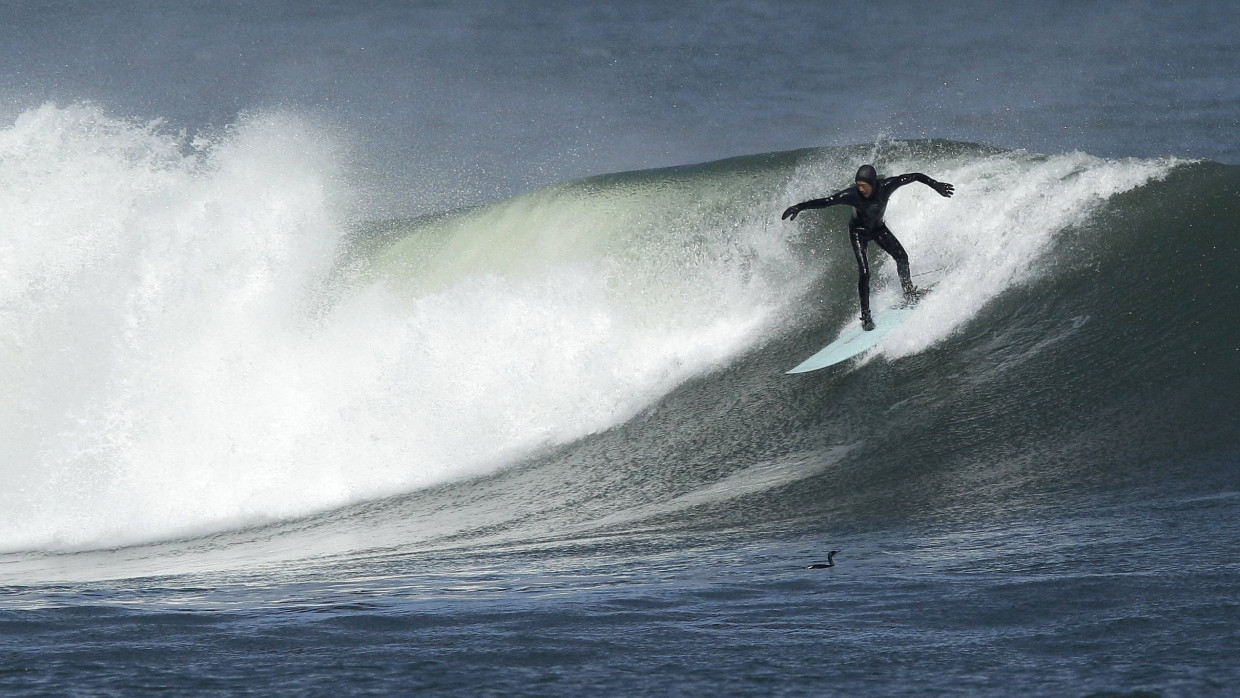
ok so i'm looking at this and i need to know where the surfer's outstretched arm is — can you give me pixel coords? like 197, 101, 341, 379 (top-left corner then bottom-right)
887, 173, 955, 198
782, 189, 854, 220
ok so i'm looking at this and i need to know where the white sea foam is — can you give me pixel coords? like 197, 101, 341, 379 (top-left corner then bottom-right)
0, 104, 349, 550
0, 104, 808, 551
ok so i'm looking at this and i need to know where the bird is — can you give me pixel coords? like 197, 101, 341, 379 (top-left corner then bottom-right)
806, 550, 840, 569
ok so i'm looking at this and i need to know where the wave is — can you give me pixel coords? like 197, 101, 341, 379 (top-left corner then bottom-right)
0, 105, 808, 552
3, 104, 1236, 564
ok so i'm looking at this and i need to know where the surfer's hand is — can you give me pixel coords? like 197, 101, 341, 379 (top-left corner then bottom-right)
781, 205, 801, 220
932, 181, 955, 198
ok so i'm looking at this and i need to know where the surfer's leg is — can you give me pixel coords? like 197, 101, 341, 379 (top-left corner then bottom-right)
873, 225, 916, 295
850, 228, 874, 327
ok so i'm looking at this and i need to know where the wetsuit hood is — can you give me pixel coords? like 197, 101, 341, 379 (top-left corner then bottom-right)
854, 164, 879, 186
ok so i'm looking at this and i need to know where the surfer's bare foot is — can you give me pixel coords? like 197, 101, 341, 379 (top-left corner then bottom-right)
861, 311, 875, 331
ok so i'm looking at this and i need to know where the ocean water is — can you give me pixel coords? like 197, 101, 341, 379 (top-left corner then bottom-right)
2, 2, 1238, 696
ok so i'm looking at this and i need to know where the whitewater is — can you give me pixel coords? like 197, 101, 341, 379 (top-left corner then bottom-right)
2, 2, 1239, 696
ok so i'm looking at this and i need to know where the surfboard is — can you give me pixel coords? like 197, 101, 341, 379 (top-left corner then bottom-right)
786, 302, 916, 374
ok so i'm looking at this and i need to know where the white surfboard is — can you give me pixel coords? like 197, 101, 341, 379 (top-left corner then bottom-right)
786, 304, 915, 374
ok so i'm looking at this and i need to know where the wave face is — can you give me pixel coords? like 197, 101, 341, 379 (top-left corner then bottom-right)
3, 108, 1237, 566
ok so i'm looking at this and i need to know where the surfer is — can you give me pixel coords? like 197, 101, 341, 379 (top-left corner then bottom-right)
782, 165, 954, 331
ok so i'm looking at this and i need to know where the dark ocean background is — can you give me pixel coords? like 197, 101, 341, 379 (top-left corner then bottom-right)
2, 2, 1238, 695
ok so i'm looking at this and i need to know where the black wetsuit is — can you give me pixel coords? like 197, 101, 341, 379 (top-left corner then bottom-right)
790, 172, 942, 319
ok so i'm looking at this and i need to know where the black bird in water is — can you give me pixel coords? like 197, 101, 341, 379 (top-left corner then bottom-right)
806, 551, 840, 569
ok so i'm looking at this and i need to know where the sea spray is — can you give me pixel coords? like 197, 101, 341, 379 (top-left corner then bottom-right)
0, 106, 811, 552
0, 104, 346, 550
